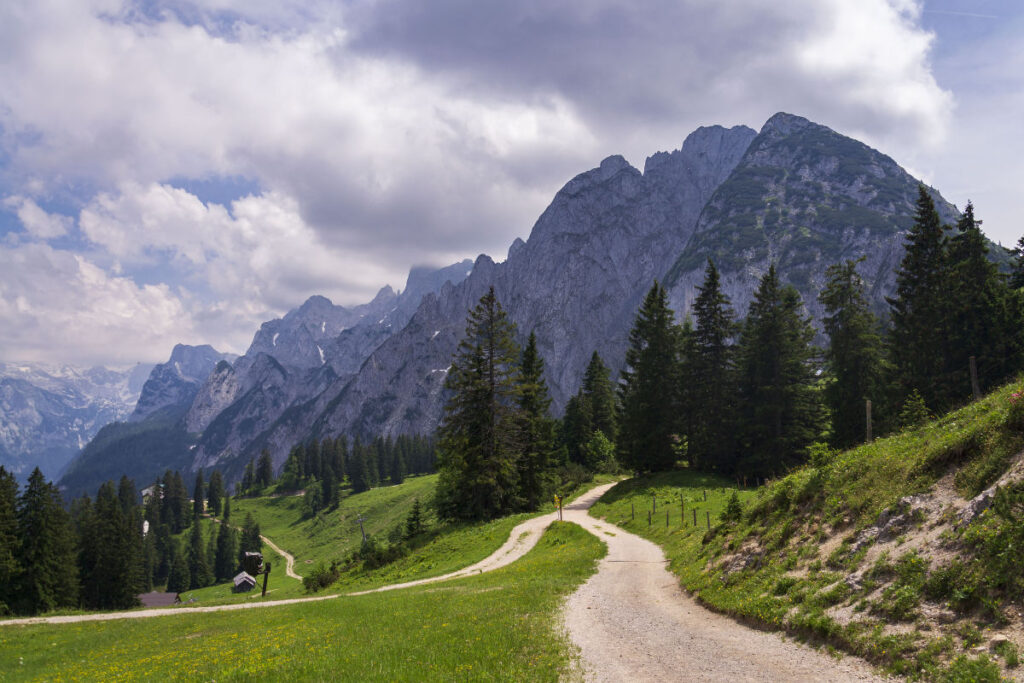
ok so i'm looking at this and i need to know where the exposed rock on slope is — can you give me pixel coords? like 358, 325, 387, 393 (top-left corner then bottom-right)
130, 344, 236, 422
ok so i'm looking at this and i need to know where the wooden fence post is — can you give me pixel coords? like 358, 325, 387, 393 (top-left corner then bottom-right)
866, 399, 873, 443
648, 510, 651, 527
692, 509, 697, 526
705, 511, 710, 530
970, 356, 981, 400
631, 501, 635, 520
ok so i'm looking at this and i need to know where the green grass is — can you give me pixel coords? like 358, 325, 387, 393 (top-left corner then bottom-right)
589, 378, 1024, 680
0, 522, 605, 682
231, 474, 441, 577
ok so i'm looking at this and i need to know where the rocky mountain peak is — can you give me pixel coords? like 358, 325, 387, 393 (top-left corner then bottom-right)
129, 344, 234, 422
759, 111, 815, 137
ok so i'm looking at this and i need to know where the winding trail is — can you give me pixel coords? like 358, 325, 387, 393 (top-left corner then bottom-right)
562, 495, 887, 682
261, 534, 301, 580
0, 481, 889, 680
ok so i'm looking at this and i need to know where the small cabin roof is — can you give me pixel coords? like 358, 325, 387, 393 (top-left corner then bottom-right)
233, 571, 257, 587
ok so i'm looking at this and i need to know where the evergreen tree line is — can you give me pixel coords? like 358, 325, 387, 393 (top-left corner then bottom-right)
438, 187, 1024, 510
0, 465, 263, 616
614, 186, 1024, 478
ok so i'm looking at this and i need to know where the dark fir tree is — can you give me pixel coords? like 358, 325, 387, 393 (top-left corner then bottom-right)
1011, 235, 1024, 290
0, 466, 20, 614
389, 448, 406, 486
238, 513, 262, 566
561, 393, 593, 465
941, 201, 1020, 405
192, 470, 205, 518
214, 521, 238, 581
349, 438, 371, 494
617, 282, 681, 472
887, 185, 949, 413
686, 259, 738, 474
819, 259, 887, 448
206, 471, 225, 516
165, 539, 190, 593
404, 498, 424, 539
222, 494, 231, 522
582, 351, 617, 442
187, 520, 213, 589
14, 468, 79, 614
255, 450, 275, 490
735, 266, 824, 478
79, 481, 141, 610
164, 470, 190, 533
435, 286, 523, 520
515, 332, 558, 510
240, 459, 255, 495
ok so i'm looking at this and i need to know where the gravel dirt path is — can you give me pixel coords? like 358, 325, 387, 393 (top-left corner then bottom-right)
260, 534, 301, 580
563, 497, 888, 682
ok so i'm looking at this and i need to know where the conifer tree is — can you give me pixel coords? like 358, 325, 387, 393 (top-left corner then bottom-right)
0, 467, 21, 614
561, 393, 593, 465
735, 266, 824, 478
222, 494, 231, 522
255, 450, 275, 490
166, 539, 190, 593
240, 459, 255, 495
214, 521, 238, 581
187, 520, 213, 589
206, 471, 225, 516
164, 470, 189, 532
192, 471, 205, 517
349, 438, 371, 494
1011, 235, 1024, 290
686, 259, 738, 473
79, 481, 141, 610
15, 468, 79, 614
941, 201, 1019, 406
389, 449, 406, 486
618, 282, 681, 472
404, 498, 424, 539
238, 513, 262, 566
888, 185, 949, 412
435, 286, 523, 520
582, 351, 617, 442
515, 332, 558, 510
819, 259, 887, 448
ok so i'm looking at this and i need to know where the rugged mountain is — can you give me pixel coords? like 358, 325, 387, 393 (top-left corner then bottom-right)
663, 112, 960, 322
230, 124, 760, 475
0, 362, 152, 481
57, 344, 232, 498
130, 344, 236, 422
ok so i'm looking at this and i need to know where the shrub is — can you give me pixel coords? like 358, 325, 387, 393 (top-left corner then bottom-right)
940, 654, 1001, 683
304, 560, 341, 592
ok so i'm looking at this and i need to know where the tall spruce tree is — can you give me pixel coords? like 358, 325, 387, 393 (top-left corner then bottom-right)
819, 259, 887, 448
686, 259, 738, 473
206, 471, 225, 516
79, 481, 141, 610
187, 520, 213, 589
941, 201, 1019, 405
735, 266, 824, 478
617, 282, 681, 472
15, 468, 79, 614
349, 438, 371, 494
192, 471, 205, 517
165, 539, 190, 593
214, 521, 238, 581
255, 451, 275, 490
888, 185, 950, 413
435, 286, 523, 520
0, 466, 20, 614
561, 393, 593, 465
582, 351, 617, 442
515, 332, 558, 510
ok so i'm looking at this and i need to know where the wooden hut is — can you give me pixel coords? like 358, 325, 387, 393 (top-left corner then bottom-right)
232, 571, 257, 593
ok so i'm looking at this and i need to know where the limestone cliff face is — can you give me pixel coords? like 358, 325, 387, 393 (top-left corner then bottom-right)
663, 113, 960, 325
129, 345, 234, 423
302, 124, 759, 449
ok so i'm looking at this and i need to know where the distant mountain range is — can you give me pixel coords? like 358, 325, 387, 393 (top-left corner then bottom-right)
0, 362, 153, 482
32, 111, 1009, 496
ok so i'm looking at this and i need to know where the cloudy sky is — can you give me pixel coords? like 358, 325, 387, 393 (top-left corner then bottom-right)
1, 0, 1021, 366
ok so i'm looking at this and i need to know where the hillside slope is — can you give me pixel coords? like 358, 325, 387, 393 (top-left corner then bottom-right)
591, 379, 1024, 681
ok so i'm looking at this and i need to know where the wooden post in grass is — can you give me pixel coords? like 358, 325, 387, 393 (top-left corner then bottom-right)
706, 511, 710, 530
356, 514, 367, 543
703, 490, 707, 502
261, 562, 271, 597
692, 509, 697, 526
970, 356, 981, 400
681, 498, 685, 525
631, 502, 635, 520
648, 510, 651, 527
666, 509, 669, 527
653, 493, 656, 512
866, 399, 873, 442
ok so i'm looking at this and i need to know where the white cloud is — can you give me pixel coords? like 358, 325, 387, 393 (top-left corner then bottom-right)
3, 196, 72, 239
0, 0, 965, 365
0, 242, 194, 365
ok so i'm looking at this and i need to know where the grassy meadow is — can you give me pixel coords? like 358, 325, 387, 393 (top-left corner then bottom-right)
0, 522, 605, 682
